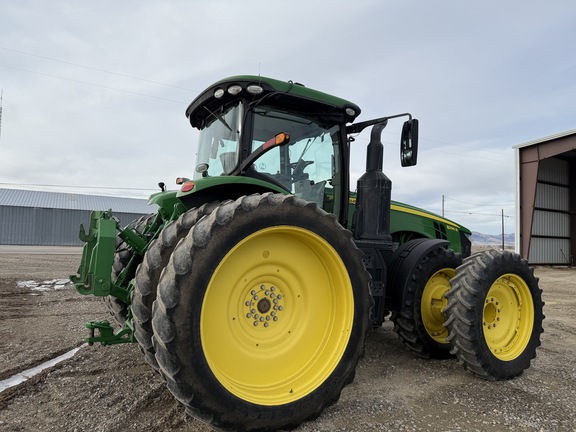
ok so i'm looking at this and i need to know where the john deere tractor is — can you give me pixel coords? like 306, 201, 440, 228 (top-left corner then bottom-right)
71, 75, 543, 431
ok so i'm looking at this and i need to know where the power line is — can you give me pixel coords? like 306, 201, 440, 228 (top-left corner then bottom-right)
0, 45, 197, 93
379, 136, 512, 165
440, 210, 514, 218
443, 195, 515, 207
0, 64, 187, 104
420, 147, 512, 165
381, 129, 511, 157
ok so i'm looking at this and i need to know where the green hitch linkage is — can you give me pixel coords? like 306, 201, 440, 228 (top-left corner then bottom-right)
85, 320, 135, 346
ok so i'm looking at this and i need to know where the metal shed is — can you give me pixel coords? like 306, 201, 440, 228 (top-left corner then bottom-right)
514, 130, 576, 265
0, 188, 157, 246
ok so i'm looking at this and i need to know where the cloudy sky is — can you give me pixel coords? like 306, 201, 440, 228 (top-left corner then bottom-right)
1, 1, 575, 234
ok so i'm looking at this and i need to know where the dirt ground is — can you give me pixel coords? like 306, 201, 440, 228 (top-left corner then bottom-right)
0, 251, 575, 432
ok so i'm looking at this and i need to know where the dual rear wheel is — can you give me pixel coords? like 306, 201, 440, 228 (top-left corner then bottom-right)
138, 193, 372, 431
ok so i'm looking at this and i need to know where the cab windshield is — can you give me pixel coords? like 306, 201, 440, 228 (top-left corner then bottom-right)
195, 102, 242, 177
250, 106, 342, 206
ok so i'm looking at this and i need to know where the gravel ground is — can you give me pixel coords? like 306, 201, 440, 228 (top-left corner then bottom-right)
0, 251, 575, 431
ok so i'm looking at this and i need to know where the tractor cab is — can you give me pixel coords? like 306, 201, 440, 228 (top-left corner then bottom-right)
186, 76, 360, 223
185, 75, 417, 227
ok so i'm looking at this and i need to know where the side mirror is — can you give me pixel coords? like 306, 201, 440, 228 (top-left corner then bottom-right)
400, 119, 419, 167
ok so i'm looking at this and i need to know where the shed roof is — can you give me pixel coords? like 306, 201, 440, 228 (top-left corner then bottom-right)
513, 129, 576, 149
0, 188, 157, 213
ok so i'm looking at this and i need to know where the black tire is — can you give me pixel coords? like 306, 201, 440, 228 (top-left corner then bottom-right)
444, 250, 544, 380
133, 202, 219, 371
106, 213, 155, 326
152, 193, 372, 431
391, 247, 462, 358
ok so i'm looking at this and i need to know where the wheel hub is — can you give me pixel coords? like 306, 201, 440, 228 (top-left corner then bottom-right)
482, 274, 534, 360
244, 284, 283, 328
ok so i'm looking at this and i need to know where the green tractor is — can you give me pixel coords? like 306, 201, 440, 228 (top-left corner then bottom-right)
71, 76, 543, 431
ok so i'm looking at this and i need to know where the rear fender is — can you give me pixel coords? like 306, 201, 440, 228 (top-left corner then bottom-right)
148, 190, 187, 221
175, 176, 288, 209
385, 238, 450, 313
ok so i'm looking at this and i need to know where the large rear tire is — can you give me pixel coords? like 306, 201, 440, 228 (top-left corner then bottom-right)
391, 247, 462, 358
106, 213, 155, 325
152, 193, 372, 431
444, 250, 544, 380
133, 202, 219, 371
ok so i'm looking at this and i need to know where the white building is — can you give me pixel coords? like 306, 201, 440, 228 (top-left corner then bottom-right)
0, 188, 156, 246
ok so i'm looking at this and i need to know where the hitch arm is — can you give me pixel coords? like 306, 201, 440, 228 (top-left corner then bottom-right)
86, 320, 135, 345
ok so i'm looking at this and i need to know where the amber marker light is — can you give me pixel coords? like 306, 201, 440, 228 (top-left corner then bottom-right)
263, 132, 290, 150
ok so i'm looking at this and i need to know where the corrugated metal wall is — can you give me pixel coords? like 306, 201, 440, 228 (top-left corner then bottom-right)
0, 206, 149, 246
529, 158, 571, 264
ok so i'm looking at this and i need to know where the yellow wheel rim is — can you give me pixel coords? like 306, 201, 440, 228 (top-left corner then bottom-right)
421, 268, 455, 344
200, 226, 354, 406
482, 273, 535, 361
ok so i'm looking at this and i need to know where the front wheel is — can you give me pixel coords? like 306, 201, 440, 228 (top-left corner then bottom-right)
152, 193, 372, 431
444, 250, 544, 380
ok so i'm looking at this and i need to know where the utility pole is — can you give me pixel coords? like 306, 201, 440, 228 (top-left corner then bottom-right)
501, 209, 505, 250
442, 194, 445, 217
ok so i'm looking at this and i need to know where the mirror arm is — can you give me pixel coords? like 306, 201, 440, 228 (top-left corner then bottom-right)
232, 133, 290, 176
347, 113, 412, 135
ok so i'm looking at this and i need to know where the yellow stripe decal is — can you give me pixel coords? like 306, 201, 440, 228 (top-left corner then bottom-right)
391, 204, 461, 229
